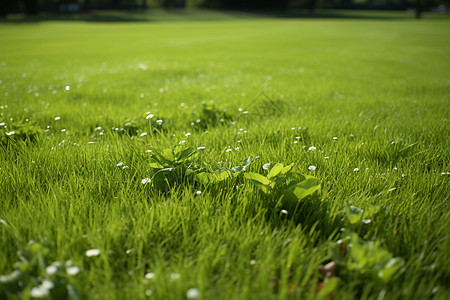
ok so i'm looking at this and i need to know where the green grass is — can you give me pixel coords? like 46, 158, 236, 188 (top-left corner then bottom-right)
0, 10, 449, 300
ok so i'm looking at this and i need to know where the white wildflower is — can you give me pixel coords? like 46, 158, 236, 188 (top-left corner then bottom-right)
186, 288, 200, 299
41, 280, 54, 290
141, 178, 151, 185
308, 165, 316, 171
66, 266, 80, 276
45, 265, 58, 275
85, 249, 101, 257
30, 286, 50, 298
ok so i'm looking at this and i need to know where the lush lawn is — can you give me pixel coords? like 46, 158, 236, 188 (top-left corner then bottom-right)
0, 10, 449, 300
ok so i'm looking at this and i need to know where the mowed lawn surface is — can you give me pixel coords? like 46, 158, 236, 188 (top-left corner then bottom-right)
0, 12, 449, 299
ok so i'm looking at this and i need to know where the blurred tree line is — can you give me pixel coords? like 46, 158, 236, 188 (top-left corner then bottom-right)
0, 0, 448, 18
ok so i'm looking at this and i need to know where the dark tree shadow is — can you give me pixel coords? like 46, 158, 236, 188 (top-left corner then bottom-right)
0, 8, 434, 24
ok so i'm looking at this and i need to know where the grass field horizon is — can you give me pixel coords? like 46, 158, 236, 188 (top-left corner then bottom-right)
0, 10, 449, 299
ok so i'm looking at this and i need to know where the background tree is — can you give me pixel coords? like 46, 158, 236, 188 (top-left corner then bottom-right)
24, 0, 39, 14
163, 0, 173, 9
0, 0, 9, 18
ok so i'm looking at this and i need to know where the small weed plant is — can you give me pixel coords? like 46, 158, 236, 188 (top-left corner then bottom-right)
0, 241, 81, 300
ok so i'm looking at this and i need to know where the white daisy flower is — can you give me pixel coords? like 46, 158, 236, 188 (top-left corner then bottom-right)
186, 288, 200, 299
85, 249, 101, 257
141, 178, 151, 185
66, 266, 81, 276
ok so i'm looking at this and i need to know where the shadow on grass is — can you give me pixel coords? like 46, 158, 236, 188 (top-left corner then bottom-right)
1, 8, 441, 24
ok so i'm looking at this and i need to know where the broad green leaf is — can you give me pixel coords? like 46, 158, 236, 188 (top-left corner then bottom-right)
328, 243, 343, 264
196, 172, 213, 185
0, 270, 28, 295
241, 156, 254, 167
197, 171, 233, 185
162, 148, 174, 162
282, 189, 299, 204
316, 277, 339, 299
288, 177, 321, 201
378, 258, 404, 282
287, 174, 306, 186
363, 205, 381, 219
149, 162, 164, 169
231, 165, 244, 173
244, 172, 270, 186
173, 145, 183, 156
152, 147, 173, 165
346, 205, 364, 225
211, 164, 221, 172
348, 239, 370, 269
279, 163, 294, 175
267, 163, 284, 179
214, 170, 232, 182
274, 177, 286, 185
175, 147, 197, 162
231, 156, 254, 173
17, 241, 47, 264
